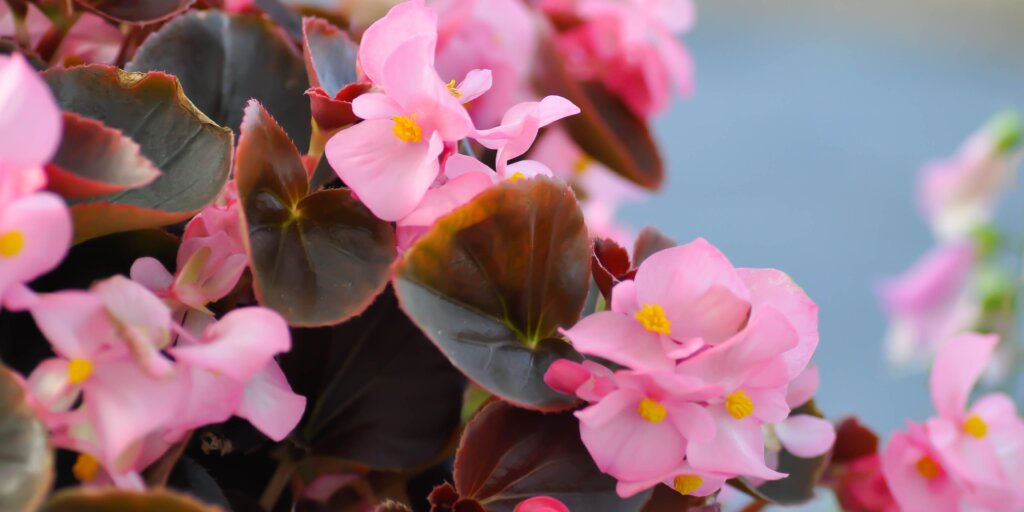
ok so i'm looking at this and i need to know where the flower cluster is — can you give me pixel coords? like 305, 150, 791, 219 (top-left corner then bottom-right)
545, 238, 835, 498
880, 333, 1024, 510
0, 49, 303, 490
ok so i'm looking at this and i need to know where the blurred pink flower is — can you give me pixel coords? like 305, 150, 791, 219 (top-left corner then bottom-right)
835, 454, 898, 512
877, 242, 977, 368
0, 3, 121, 65
917, 113, 1021, 241
773, 366, 835, 459
881, 422, 964, 512
432, 0, 537, 127
473, 96, 580, 179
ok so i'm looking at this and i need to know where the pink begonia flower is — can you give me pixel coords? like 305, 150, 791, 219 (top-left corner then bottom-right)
562, 238, 752, 370
917, 113, 1021, 241
168, 308, 305, 441
131, 184, 247, 312
395, 154, 494, 250
877, 242, 978, 368
26, 279, 189, 471
574, 370, 717, 482
432, 0, 537, 127
676, 307, 796, 481
614, 462, 729, 499
881, 422, 965, 512
924, 333, 1024, 509
0, 54, 72, 310
473, 96, 581, 179
514, 496, 570, 512
548, 0, 694, 118
325, 0, 480, 221
772, 366, 835, 459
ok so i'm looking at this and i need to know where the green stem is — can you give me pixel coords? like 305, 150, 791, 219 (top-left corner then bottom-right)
259, 457, 297, 511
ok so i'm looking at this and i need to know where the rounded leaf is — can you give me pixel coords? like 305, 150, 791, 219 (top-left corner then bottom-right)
43, 65, 233, 243
394, 178, 591, 410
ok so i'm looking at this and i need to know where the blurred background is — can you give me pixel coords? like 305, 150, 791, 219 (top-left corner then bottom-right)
620, 0, 1024, 434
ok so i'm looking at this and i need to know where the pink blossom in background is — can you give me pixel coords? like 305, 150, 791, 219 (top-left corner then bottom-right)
544, 0, 695, 118
0, 53, 72, 310
881, 333, 1024, 511
835, 454, 898, 512
0, 3, 121, 65
325, 0, 479, 221
917, 113, 1021, 241
432, 0, 537, 127
877, 242, 978, 368
773, 366, 835, 459
515, 496, 571, 512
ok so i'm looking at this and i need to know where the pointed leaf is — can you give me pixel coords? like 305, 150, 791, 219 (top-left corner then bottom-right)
43, 65, 233, 243
46, 112, 161, 199
454, 401, 650, 512
41, 488, 217, 512
236, 101, 395, 326
302, 17, 358, 96
74, 0, 195, 24
633, 226, 676, 266
0, 364, 52, 512
128, 10, 312, 150
394, 178, 591, 410
280, 290, 464, 470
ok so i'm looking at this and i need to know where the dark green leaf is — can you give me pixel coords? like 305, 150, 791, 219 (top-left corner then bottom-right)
47, 112, 161, 200
127, 10, 312, 150
280, 290, 464, 470
74, 0, 194, 24
235, 101, 395, 326
532, 31, 663, 190
0, 363, 52, 512
454, 401, 650, 512
633, 226, 676, 266
394, 178, 590, 410
44, 65, 233, 243
41, 488, 218, 512
639, 485, 720, 512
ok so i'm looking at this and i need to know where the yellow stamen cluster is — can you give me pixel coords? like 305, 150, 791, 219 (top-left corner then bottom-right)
725, 390, 754, 420
915, 455, 941, 480
0, 230, 25, 258
67, 358, 94, 385
73, 453, 100, 482
673, 475, 703, 496
637, 398, 667, 423
634, 304, 671, 335
573, 155, 593, 174
446, 80, 463, 98
964, 415, 988, 439
392, 115, 423, 143
509, 171, 527, 182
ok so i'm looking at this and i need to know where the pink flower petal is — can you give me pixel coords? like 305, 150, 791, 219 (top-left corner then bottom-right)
357, 0, 438, 86
515, 496, 569, 512
0, 192, 72, 303
129, 257, 174, 295
397, 167, 492, 227
775, 414, 836, 458
29, 291, 115, 359
171, 307, 290, 382
609, 279, 639, 314
686, 406, 785, 481
561, 311, 676, 372
738, 268, 819, 379
930, 333, 997, 419
325, 120, 443, 221
881, 428, 961, 512
0, 53, 62, 172
786, 365, 819, 408
236, 361, 306, 441
635, 238, 750, 346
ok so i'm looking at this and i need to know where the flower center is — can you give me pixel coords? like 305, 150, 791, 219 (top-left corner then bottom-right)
67, 358, 93, 385
963, 415, 988, 439
634, 304, 671, 335
673, 475, 703, 496
915, 455, 941, 480
509, 171, 526, 182
637, 397, 667, 423
0, 230, 25, 258
392, 115, 422, 143
446, 80, 463, 98
573, 155, 592, 174
725, 390, 754, 420
73, 453, 100, 482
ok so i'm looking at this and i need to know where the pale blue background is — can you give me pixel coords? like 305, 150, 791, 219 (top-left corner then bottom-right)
621, 0, 1024, 435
